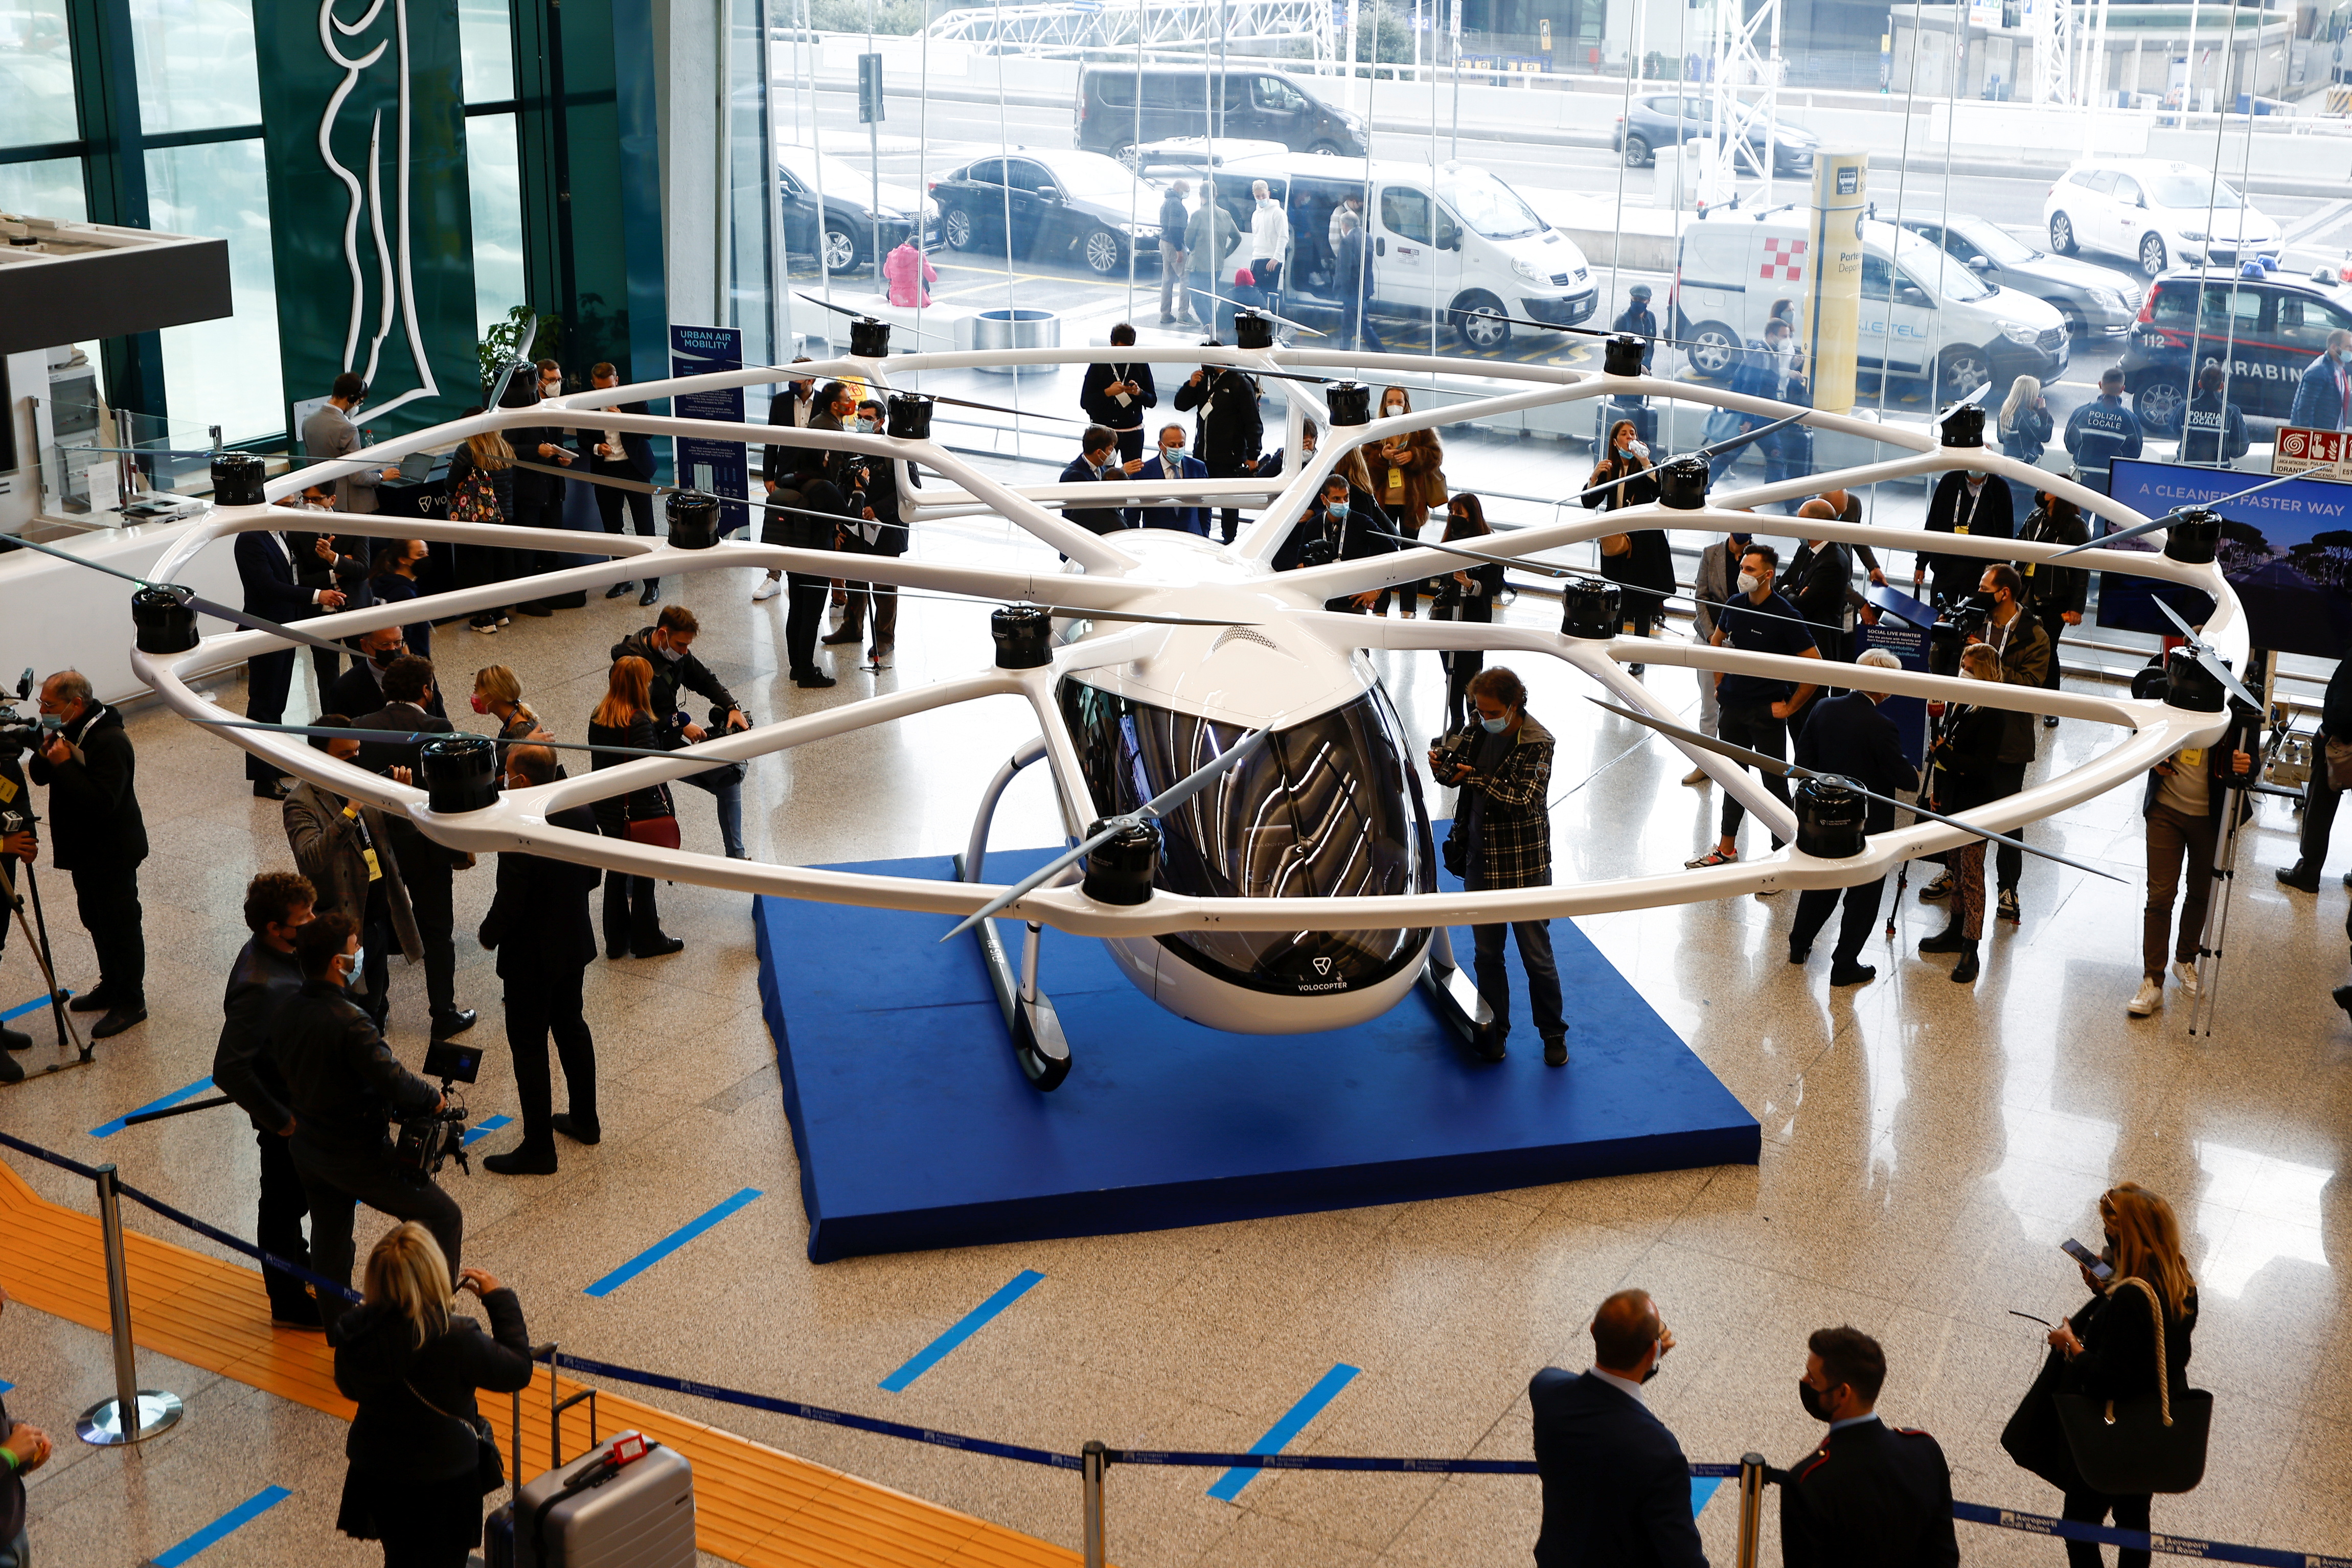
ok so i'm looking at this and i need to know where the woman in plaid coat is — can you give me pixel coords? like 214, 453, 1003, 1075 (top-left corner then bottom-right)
1429, 667, 1567, 1067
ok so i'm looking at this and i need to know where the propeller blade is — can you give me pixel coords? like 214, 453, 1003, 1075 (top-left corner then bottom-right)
2049, 471, 2300, 559
1591, 698, 2121, 882
940, 823, 1122, 941
209, 719, 694, 764
1363, 526, 1571, 579
2, 534, 353, 657
2149, 598, 2261, 709
919, 391, 1087, 425
1685, 408, 1808, 464
791, 293, 955, 340
1138, 722, 1274, 821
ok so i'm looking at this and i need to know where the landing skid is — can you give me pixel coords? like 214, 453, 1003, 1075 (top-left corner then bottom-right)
952, 854, 1072, 1091
1417, 925, 1506, 1060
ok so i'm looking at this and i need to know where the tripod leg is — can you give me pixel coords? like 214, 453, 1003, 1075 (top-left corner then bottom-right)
2188, 787, 2247, 1038
3, 863, 86, 1059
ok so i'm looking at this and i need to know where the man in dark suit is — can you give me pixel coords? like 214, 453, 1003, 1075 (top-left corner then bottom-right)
1273, 472, 1394, 611
349, 658, 473, 1041
31, 671, 149, 1040
478, 746, 603, 1177
1529, 1289, 1706, 1568
1059, 425, 1144, 535
581, 360, 662, 604
1787, 651, 1921, 987
1781, 1326, 1958, 1568
1173, 360, 1263, 542
322, 625, 447, 723
1778, 509, 1854, 665
210, 872, 323, 1325
1913, 469, 2013, 611
233, 524, 350, 796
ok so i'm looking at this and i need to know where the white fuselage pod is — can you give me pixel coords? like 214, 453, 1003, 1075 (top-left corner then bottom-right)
1052, 531, 1436, 1035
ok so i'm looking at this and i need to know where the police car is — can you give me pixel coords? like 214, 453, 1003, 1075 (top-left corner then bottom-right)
2118, 266, 2352, 434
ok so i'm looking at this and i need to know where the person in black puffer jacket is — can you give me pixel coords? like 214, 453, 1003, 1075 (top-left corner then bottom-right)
333, 1221, 534, 1568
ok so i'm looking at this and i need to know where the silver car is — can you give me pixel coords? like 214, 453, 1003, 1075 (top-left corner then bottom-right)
1899, 214, 2142, 337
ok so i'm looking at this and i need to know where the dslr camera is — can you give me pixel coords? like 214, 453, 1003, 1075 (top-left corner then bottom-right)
1429, 729, 1477, 781
0, 668, 54, 760
394, 1040, 482, 1178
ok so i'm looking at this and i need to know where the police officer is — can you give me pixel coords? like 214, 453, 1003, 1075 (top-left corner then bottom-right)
212, 872, 323, 1325
1780, 1326, 1959, 1568
269, 912, 461, 1334
2062, 368, 2144, 494
1612, 282, 1659, 371
2178, 362, 2249, 468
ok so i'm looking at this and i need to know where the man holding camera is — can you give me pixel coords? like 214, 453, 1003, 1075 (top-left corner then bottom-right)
270, 912, 460, 1333
1429, 667, 1567, 1067
212, 872, 324, 1325
477, 746, 603, 1176
30, 671, 147, 1040
611, 607, 752, 859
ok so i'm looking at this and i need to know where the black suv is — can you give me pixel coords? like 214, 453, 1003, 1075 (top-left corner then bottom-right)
2121, 270, 2352, 434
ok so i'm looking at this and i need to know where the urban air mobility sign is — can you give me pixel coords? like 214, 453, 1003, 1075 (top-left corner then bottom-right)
255, 0, 482, 440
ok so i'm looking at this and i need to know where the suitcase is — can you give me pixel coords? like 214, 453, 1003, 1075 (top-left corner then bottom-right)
483, 1347, 696, 1568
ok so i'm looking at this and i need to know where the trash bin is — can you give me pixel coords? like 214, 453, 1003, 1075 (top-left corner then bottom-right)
966, 307, 1060, 372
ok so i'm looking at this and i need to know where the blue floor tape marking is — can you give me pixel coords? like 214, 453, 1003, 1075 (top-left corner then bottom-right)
1207, 1364, 1361, 1501
0, 1379, 12, 1395
150, 1484, 292, 1566
2, 993, 63, 1024
584, 1188, 763, 1298
1691, 1477, 1722, 1517
879, 1270, 1045, 1392
461, 1114, 513, 1148
91, 1077, 216, 1140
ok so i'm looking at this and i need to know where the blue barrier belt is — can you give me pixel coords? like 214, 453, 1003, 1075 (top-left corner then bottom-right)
0, 1131, 2339, 1567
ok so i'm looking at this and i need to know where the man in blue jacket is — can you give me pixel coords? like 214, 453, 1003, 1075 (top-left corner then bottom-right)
2063, 368, 2143, 493
2287, 328, 2352, 432
234, 524, 351, 797
1529, 1289, 1706, 1568
1787, 651, 1920, 986
1059, 425, 1142, 535
1134, 422, 1209, 533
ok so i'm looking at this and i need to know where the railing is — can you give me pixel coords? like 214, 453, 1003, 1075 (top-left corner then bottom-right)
0, 1125, 2332, 1568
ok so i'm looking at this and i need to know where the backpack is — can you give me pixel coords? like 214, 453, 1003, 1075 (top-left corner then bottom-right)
448, 467, 500, 524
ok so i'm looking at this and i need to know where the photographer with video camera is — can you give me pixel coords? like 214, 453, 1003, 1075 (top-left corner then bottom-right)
270, 913, 462, 1335
29, 670, 147, 1040
212, 872, 326, 1326
0, 708, 37, 1079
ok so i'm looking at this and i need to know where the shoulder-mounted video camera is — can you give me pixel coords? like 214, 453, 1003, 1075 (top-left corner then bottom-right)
0, 668, 56, 761
394, 1039, 482, 1178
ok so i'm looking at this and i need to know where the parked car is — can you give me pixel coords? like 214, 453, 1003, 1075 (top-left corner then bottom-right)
1898, 213, 2143, 337
778, 145, 938, 274
1206, 154, 1596, 350
2041, 159, 2280, 278
1076, 65, 1365, 162
1612, 94, 1818, 176
930, 149, 1165, 276
1673, 212, 2067, 398
2120, 269, 2352, 434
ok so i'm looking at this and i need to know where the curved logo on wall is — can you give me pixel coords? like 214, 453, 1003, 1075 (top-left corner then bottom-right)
257, 0, 478, 438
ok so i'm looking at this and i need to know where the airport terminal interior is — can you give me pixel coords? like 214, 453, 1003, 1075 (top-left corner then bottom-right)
3, 0, 2352, 1563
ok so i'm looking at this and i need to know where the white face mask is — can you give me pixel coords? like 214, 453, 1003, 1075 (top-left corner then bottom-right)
341, 948, 365, 986
853, 416, 876, 433
1737, 571, 1763, 595
1161, 443, 1183, 460
1385, 403, 1405, 418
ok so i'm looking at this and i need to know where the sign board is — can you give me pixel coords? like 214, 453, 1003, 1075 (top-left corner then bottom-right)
669, 325, 749, 537
2100, 456, 2352, 659
2272, 425, 2352, 482
1805, 150, 1868, 414
1858, 613, 1931, 769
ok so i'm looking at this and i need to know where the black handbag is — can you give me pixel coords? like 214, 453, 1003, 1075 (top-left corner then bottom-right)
2053, 1278, 2212, 1496
409, 1376, 506, 1496
1998, 1345, 2080, 1492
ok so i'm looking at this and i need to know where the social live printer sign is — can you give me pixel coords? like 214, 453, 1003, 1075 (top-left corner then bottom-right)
669, 325, 749, 536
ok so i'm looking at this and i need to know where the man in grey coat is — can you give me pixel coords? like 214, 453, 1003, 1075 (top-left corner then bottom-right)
300, 372, 402, 515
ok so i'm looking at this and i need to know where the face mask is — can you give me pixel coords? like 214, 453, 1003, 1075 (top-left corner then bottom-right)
469, 694, 489, 715
341, 949, 365, 987
370, 644, 403, 669
1479, 713, 1510, 734
1737, 571, 1763, 595
2337, 349, 2352, 365
1799, 1378, 1836, 1421
655, 643, 684, 662
1161, 444, 1182, 459
854, 417, 876, 433
1327, 500, 1349, 520
1729, 533, 1751, 551
1385, 404, 1405, 418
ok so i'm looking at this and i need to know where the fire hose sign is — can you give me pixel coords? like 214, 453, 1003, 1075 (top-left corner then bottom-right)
2272, 426, 2352, 482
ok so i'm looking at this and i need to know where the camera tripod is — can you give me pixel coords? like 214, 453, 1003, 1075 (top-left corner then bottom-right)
2186, 698, 2298, 1038
1, 855, 93, 1076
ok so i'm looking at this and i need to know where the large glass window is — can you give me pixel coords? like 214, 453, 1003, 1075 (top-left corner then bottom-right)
145, 140, 285, 442
127, 0, 263, 134
0, 0, 78, 148
0, 158, 87, 222
458, 0, 514, 102
466, 111, 523, 336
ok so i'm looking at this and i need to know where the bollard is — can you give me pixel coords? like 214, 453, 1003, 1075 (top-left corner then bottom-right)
1735, 1451, 1767, 1568
1081, 1440, 1108, 1568
74, 1164, 183, 1445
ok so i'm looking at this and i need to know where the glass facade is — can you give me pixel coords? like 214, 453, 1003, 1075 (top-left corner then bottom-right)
0, 156, 87, 222
127, 0, 262, 134
0, 0, 78, 148
144, 139, 285, 442
466, 110, 526, 338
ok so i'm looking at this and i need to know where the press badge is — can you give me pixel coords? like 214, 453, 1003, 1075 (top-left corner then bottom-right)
0, 776, 15, 805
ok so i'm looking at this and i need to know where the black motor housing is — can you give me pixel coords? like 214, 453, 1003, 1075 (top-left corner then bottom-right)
1561, 578, 1623, 640
2163, 507, 2221, 565
210, 453, 267, 506
1793, 775, 1867, 859
992, 605, 1054, 668
666, 489, 721, 549
1656, 456, 1710, 510
420, 732, 501, 814
131, 586, 200, 654
1082, 818, 1160, 905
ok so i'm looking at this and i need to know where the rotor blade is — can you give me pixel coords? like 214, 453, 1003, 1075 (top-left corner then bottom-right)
790, 293, 955, 340
922, 391, 1088, 425
1588, 698, 1798, 778
1364, 526, 1571, 579
1685, 408, 1809, 464
2148, 598, 2261, 709
2048, 471, 2301, 559
1138, 723, 1274, 821
208, 719, 694, 764
2, 533, 357, 657
940, 822, 1125, 942
1834, 776, 2125, 883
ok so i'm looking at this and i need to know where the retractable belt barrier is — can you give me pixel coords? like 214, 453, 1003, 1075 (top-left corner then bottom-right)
2, 1131, 2339, 1568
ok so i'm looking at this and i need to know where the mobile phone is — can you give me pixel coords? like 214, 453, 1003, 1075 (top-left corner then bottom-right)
2061, 1237, 2113, 1281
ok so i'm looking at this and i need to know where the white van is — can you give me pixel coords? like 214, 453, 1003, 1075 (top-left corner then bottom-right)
1207, 153, 1598, 351
1671, 212, 2069, 399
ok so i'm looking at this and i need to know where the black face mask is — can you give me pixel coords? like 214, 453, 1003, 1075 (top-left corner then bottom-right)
1641, 1340, 1667, 1383
1798, 1378, 1836, 1421
371, 644, 404, 669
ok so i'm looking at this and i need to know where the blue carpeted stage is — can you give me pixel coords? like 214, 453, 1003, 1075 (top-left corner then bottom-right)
755, 848, 1759, 1262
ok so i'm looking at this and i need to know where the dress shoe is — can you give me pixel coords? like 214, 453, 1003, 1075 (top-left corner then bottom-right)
1917, 923, 1968, 955
252, 779, 289, 800
821, 627, 862, 645
631, 936, 686, 959
483, 1144, 559, 1177
68, 987, 113, 1013
1828, 961, 1876, 986
640, 583, 661, 606
2, 1023, 30, 1052
1787, 940, 1811, 966
430, 1008, 478, 1040
0, 1051, 20, 1085
605, 581, 636, 599
91, 1004, 147, 1039
2335, 984, 2352, 1019
270, 1295, 324, 1329
551, 1113, 602, 1146
1542, 1036, 1569, 1067
795, 671, 837, 688
606, 940, 628, 961
516, 601, 554, 617
1949, 942, 1980, 984
2276, 864, 2321, 893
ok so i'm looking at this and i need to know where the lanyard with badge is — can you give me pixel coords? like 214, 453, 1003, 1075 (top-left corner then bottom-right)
342, 800, 383, 882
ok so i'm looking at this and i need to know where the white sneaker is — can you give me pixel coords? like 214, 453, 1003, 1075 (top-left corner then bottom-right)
751, 577, 781, 602
2127, 977, 2163, 1017
2171, 959, 2200, 997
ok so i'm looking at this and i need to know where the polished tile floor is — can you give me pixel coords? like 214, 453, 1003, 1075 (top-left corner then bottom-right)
3, 424, 2348, 1567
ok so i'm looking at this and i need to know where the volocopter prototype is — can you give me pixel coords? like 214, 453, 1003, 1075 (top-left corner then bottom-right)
105, 313, 2246, 1088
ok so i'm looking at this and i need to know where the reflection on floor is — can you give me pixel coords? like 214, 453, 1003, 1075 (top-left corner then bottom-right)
1, 452, 2346, 1566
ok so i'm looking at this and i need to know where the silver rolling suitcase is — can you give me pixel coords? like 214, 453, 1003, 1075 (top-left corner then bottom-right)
485, 1345, 697, 1568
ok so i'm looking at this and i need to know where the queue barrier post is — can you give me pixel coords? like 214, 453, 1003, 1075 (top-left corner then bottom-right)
73, 1163, 183, 1446
1081, 1440, 1108, 1568
1735, 1451, 1767, 1568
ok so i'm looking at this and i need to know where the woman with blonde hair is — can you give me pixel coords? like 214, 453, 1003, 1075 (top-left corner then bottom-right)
333, 1222, 533, 1567
470, 665, 547, 760
1367, 385, 1446, 617
590, 656, 682, 959
447, 416, 520, 634
2034, 1184, 2200, 1568
1999, 374, 2054, 467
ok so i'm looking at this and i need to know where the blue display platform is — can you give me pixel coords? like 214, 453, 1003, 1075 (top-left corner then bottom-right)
755, 848, 1759, 1262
